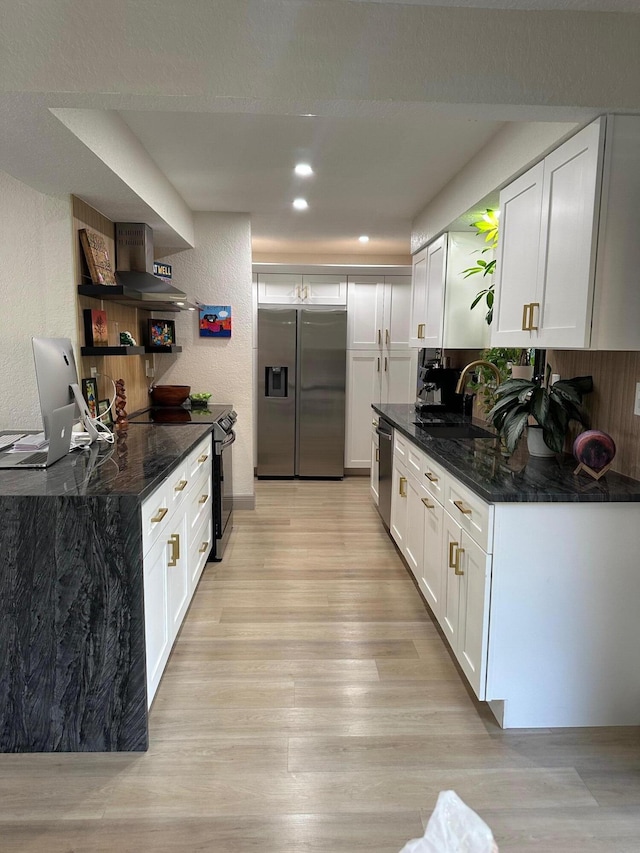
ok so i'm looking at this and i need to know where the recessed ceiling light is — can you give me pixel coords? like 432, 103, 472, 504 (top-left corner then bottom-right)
300, 113, 317, 117
295, 163, 313, 177
359, 235, 370, 243
293, 198, 308, 210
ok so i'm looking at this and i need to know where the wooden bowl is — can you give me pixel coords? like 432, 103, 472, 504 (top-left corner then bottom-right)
149, 385, 191, 406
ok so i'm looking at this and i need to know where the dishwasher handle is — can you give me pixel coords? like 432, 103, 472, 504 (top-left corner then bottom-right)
375, 427, 392, 440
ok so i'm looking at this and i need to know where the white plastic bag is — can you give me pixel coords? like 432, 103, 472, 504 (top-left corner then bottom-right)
399, 790, 498, 853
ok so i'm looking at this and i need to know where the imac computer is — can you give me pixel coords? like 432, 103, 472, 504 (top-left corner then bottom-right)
31, 337, 99, 444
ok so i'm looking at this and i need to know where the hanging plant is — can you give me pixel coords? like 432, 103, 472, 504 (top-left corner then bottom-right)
461, 209, 499, 325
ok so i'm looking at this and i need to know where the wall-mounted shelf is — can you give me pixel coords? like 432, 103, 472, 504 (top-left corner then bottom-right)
81, 346, 146, 356
145, 346, 182, 354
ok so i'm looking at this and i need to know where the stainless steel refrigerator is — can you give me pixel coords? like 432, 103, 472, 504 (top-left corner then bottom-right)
257, 306, 347, 478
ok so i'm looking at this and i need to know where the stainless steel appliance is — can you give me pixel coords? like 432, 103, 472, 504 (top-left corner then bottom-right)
128, 404, 236, 561
257, 307, 347, 478
376, 415, 393, 531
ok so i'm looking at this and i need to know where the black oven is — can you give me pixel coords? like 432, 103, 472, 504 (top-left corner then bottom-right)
127, 404, 237, 561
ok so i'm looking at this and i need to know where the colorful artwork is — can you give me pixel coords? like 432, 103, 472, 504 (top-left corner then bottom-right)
82, 378, 98, 419
199, 305, 232, 338
98, 399, 114, 428
83, 308, 108, 347
147, 319, 176, 348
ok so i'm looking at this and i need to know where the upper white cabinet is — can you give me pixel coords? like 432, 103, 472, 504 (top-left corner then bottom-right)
410, 233, 490, 350
492, 115, 640, 350
347, 275, 411, 349
257, 273, 346, 305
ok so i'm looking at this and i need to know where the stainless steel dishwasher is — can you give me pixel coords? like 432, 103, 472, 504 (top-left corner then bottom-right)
376, 416, 393, 531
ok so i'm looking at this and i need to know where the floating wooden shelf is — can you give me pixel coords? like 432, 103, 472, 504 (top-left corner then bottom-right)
80, 346, 146, 356
144, 345, 182, 354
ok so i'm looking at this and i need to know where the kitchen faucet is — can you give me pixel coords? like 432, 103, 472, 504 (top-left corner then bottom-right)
455, 360, 502, 395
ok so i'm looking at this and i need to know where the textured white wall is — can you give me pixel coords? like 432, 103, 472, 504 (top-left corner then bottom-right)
155, 213, 254, 501
0, 171, 75, 430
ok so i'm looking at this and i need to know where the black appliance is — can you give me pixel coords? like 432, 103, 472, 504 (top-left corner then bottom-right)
128, 404, 236, 561
376, 416, 393, 532
415, 348, 463, 414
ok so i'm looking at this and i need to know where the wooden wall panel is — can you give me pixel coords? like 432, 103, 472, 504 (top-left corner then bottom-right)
548, 349, 640, 480
73, 197, 152, 415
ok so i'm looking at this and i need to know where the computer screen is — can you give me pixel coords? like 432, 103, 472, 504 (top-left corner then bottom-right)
32, 337, 80, 440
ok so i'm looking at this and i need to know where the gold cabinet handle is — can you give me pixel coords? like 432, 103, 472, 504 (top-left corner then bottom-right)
377, 357, 380, 373
448, 540, 458, 569
372, 419, 377, 426
385, 329, 389, 345
384, 356, 388, 372
399, 476, 407, 497
522, 303, 530, 331
303, 284, 309, 300
421, 497, 435, 509
151, 507, 168, 523
198, 454, 209, 463
167, 533, 180, 567
377, 329, 382, 345
454, 547, 465, 576
198, 494, 209, 504
425, 472, 438, 483
174, 479, 188, 492
417, 323, 425, 339
375, 448, 379, 462
529, 302, 539, 331
199, 541, 210, 554
453, 499, 472, 516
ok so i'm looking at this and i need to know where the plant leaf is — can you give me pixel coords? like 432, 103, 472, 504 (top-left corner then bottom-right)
531, 386, 550, 425
470, 292, 487, 309
502, 409, 529, 453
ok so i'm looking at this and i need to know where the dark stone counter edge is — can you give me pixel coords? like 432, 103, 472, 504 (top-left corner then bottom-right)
134, 424, 214, 505
373, 404, 640, 504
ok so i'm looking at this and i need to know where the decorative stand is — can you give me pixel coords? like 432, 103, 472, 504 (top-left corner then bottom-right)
114, 379, 128, 429
573, 461, 612, 481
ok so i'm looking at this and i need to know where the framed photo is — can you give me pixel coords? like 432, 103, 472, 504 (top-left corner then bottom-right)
83, 308, 108, 347
98, 399, 114, 428
199, 305, 232, 338
82, 378, 98, 419
147, 318, 176, 348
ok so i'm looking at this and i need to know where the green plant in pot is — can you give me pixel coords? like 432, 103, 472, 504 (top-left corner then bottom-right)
461, 208, 500, 325
467, 347, 530, 415
487, 373, 593, 456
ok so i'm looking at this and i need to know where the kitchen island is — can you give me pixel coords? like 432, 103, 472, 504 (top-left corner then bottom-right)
0, 424, 212, 752
374, 404, 640, 729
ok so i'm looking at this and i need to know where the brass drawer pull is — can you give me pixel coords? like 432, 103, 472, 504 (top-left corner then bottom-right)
399, 476, 407, 497
198, 494, 209, 504
377, 357, 380, 373
453, 499, 472, 516
421, 497, 435, 509
522, 303, 530, 331
384, 356, 388, 372
174, 479, 188, 492
385, 329, 389, 345
150, 507, 168, 524
454, 547, 465, 576
448, 540, 458, 569
529, 302, 539, 331
417, 323, 425, 339
377, 329, 382, 345
167, 533, 180, 567
425, 472, 438, 483
198, 454, 209, 463
199, 541, 210, 554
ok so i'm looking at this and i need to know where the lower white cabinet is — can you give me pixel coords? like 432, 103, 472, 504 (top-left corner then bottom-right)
390, 456, 408, 552
142, 435, 213, 706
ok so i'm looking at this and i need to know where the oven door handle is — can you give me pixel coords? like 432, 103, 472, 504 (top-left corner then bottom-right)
220, 430, 236, 449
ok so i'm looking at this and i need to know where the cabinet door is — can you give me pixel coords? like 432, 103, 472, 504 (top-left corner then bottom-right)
491, 162, 544, 347
381, 351, 417, 404
144, 533, 172, 706
189, 512, 213, 592
383, 276, 412, 349
441, 510, 462, 647
257, 273, 302, 304
302, 274, 347, 304
347, 276, 385, 349
404, 475, 426, 580
345, 351, 382, 468
166, 511, 189, 644
409, 247, 428, 348
535, 119, 603, 349
456, 531, 492, 700
390, 458, 409, 551
423, 234, 447, 348
370, 426, 380, 505
419, 492, 444, 619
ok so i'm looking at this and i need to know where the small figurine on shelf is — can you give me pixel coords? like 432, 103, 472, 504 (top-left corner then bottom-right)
119, 331, 137, 346
114, 378, 128, 429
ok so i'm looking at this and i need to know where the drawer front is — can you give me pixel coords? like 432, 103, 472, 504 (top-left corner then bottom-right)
444, 478, 493, 552
188, 465, 213, 531
167, 461, 190, 513
406, 442, 424, 481
422, 453, 446, 504
188, 435, 213, 481
141, 479, 171, 555
189, 511, 213, 591
393, 430, 407, 462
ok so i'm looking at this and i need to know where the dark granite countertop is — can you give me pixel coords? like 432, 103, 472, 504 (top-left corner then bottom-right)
0, 424, 212, 500
374, 403, 640, 503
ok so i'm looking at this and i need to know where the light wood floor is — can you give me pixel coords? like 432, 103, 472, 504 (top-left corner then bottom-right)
3, 478, 640, 851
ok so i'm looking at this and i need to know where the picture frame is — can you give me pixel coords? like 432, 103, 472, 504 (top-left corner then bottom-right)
199, 305, 232, 338
147, 318, 177, 348
98, 399, 114, 428
83, 308, 108, 347
82, 378, 98, 419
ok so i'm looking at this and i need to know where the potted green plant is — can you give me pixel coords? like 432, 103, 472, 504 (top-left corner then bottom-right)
461, 209, 499, 325
487, 372, 593, 456
467, 347, 531, 414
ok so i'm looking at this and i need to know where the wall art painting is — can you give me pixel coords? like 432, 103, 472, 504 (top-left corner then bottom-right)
82, 378, 98, 419
83, 308, 108, 347
199, 305, 232, 338
147, 319, 176, 348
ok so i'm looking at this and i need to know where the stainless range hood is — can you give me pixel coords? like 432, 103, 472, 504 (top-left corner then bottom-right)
114, 222, 189, 309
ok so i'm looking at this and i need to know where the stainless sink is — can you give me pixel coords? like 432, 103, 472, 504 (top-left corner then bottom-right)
413, 422, 496, 440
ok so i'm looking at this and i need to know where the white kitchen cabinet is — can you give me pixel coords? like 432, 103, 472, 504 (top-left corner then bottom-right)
390, 455, 408, 552
347, 275, 412, 349
404, 474, 427, 580
492, 116, 640, 350
418, 490, 444, 617
409, 235, 447, 348
166, 511, 190, 644
257, 273, 302, 304
302, 274, 347, 305
345, 349, 417, 468
143, 532, 172, 704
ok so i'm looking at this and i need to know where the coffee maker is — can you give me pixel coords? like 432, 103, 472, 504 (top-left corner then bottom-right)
415, 349, 463, 414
